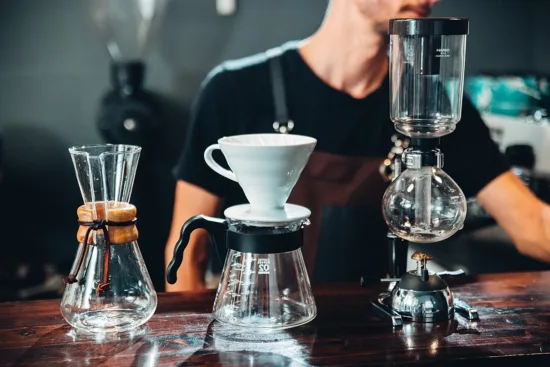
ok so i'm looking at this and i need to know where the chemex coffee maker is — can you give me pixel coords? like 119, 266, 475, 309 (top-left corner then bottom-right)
61, 144, 157, 334
370, 18, 479, 327
167, 134, 317, 330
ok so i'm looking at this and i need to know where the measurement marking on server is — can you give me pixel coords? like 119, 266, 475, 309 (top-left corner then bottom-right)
258, 259, 270, 274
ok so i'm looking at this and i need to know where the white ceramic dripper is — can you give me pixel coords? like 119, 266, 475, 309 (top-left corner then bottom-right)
204, 133, 317, 219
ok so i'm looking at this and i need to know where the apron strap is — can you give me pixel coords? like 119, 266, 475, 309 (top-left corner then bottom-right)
266, 47, 294, 133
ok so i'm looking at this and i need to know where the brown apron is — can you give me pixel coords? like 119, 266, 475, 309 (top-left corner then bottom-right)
268, 47, 391, 282
288, 153, 389, 282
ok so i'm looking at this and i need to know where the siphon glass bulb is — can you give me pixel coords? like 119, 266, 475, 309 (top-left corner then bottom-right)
382, 166, 467, 243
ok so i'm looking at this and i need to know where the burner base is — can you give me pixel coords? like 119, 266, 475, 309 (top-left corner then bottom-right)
371, 292, 479, 328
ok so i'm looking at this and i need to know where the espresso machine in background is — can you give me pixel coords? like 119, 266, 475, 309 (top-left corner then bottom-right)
370, 18, 479, 326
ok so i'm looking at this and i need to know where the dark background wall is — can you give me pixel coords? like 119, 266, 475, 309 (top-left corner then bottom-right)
0, 0, 548, 297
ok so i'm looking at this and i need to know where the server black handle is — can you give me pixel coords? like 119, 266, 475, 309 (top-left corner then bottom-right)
166, 215, 226, 284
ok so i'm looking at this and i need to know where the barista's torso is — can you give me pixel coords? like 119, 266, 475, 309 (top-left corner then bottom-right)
216, 42, 397, 281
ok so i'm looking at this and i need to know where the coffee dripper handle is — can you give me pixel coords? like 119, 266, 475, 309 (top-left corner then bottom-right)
166, 214, 227, 284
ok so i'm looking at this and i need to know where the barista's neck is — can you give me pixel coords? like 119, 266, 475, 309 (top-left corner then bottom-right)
297, 7, 389, 100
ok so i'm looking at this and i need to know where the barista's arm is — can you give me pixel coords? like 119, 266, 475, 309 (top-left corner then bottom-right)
165, 67, 231, 292
164, 180, 221, 292
476, 170, 550, 262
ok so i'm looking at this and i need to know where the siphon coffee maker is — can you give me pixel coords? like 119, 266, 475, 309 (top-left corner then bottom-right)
167, 134, 317, 330
61, 144, 157, 333
371, 18, 479, 326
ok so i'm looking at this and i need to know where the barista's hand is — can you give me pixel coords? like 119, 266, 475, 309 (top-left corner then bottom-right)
477, 170, 550, 263
165, 180, 221, 292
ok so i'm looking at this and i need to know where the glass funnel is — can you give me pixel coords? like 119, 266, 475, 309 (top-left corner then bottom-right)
389, 18, 469, 137
61, 144, 157, 333
212, 219, 317, 330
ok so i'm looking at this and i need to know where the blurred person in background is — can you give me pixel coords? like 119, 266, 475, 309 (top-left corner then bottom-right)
165, 0, 550, 291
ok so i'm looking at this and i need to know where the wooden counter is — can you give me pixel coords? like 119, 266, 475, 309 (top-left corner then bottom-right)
1, 271, 550, 366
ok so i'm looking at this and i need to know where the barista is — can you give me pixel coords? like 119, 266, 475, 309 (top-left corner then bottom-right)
165, 0, 550, 291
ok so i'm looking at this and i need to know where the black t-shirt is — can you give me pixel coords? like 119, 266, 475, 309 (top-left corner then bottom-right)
173, 41, 509, 277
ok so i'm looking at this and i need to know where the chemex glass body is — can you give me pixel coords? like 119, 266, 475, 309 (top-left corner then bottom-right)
61, 144, 157, 333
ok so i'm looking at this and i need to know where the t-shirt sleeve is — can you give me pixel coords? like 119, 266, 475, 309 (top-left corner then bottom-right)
440, 95, 510, 198
172, 68, 230, 198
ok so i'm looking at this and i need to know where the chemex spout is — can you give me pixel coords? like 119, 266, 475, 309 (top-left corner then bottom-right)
166, 215, 227, 284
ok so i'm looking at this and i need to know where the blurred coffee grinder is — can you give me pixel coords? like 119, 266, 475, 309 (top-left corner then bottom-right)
88, 0, 169, 147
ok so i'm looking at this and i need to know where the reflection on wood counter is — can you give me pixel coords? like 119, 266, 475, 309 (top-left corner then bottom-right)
1, 271, 550, 366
